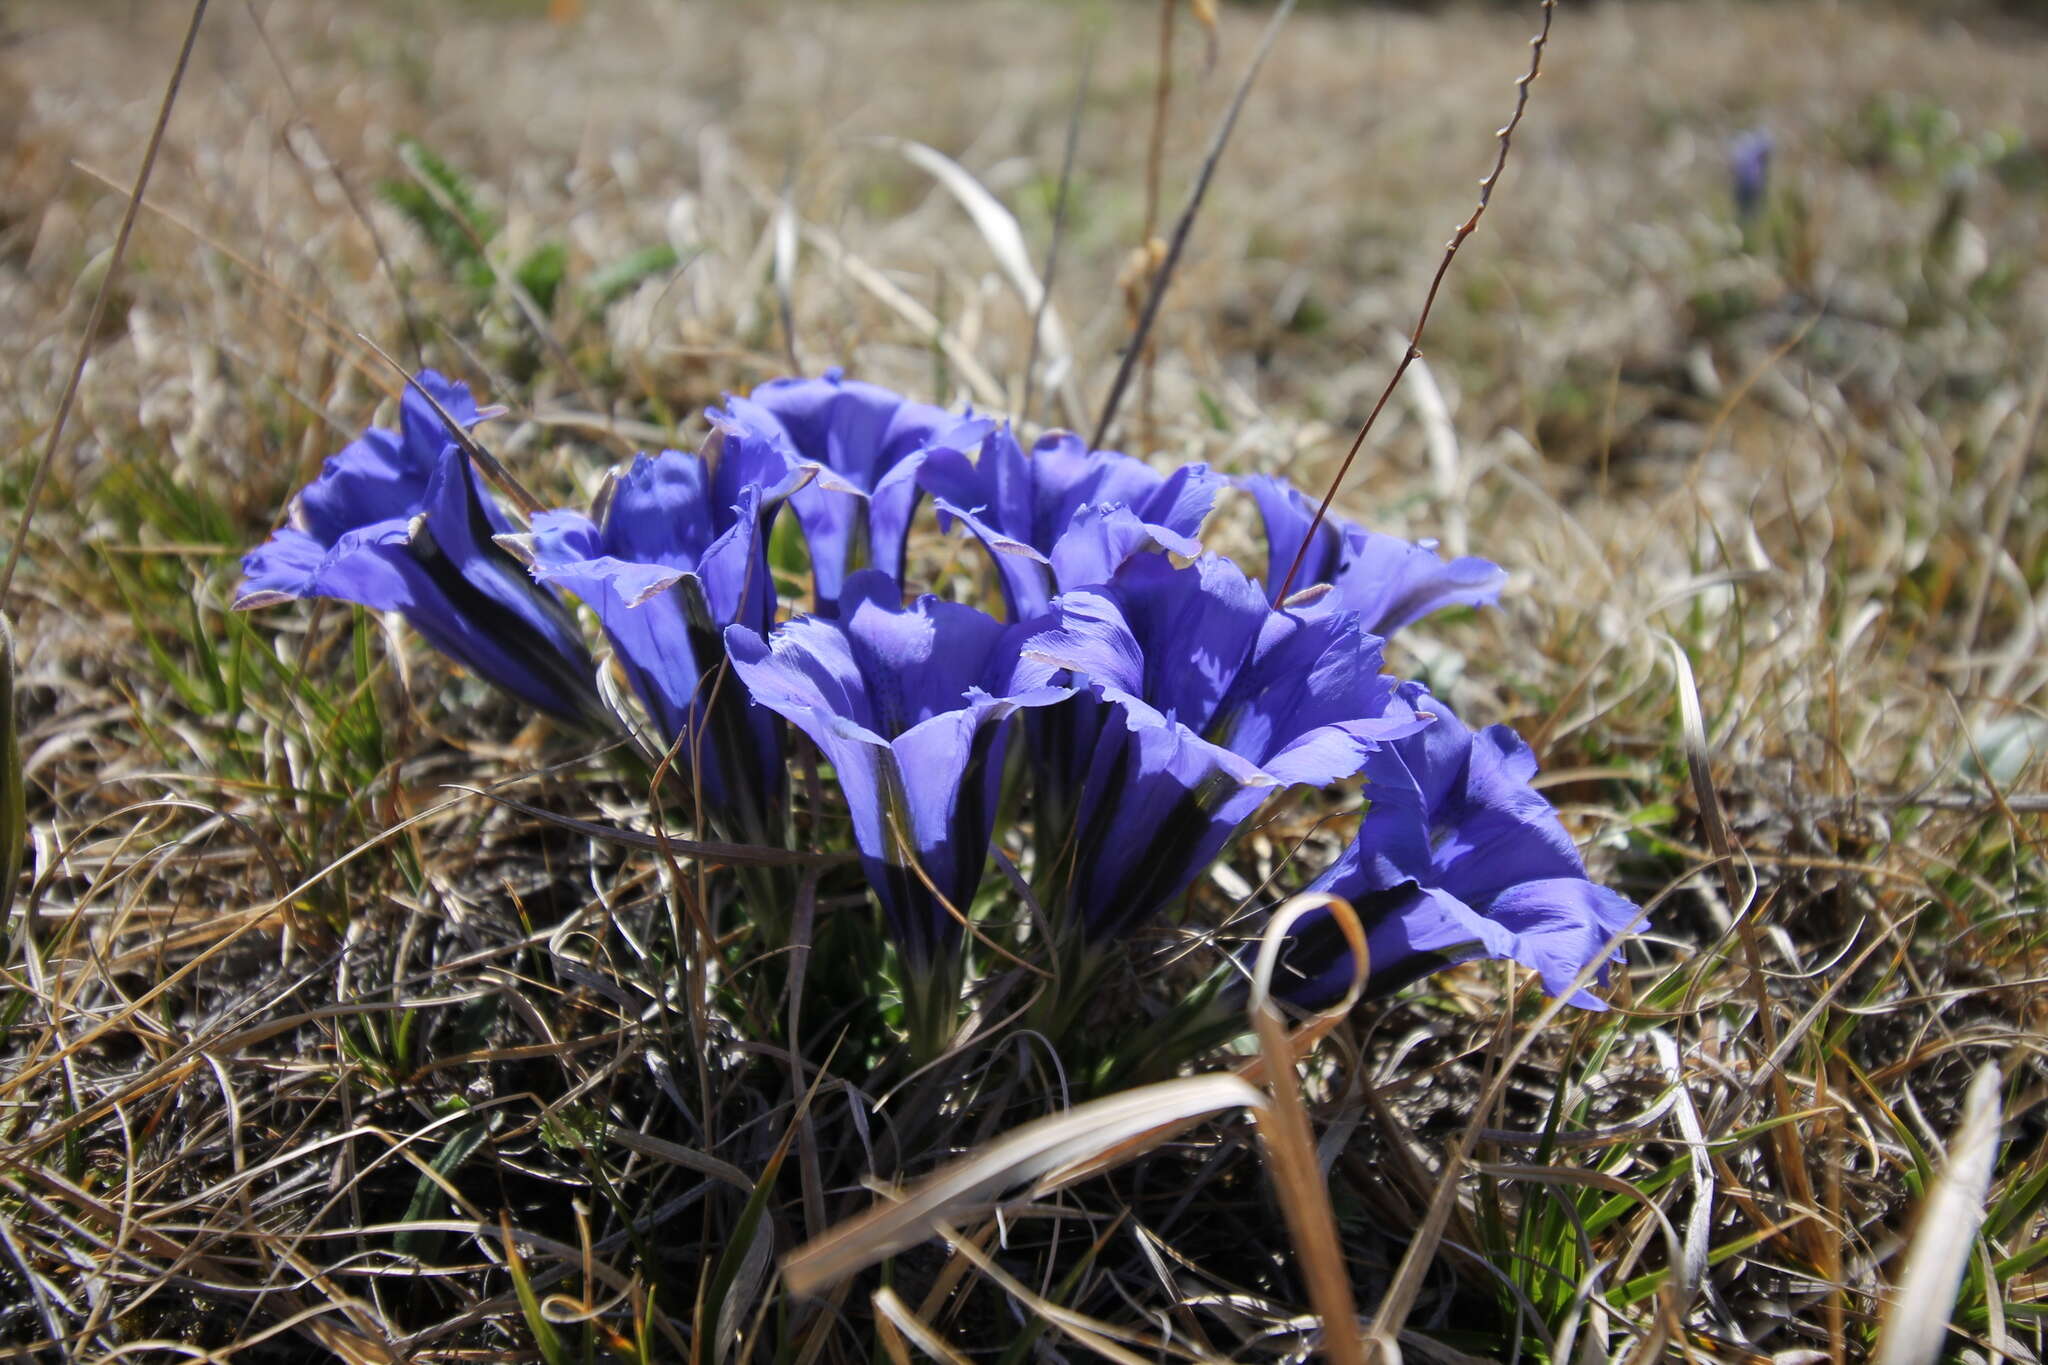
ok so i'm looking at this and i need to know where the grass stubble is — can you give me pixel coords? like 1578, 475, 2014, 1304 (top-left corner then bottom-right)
1, 0, 2045, 1360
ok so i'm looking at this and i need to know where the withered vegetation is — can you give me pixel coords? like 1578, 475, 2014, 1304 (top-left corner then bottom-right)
1, 1, 2044, 1360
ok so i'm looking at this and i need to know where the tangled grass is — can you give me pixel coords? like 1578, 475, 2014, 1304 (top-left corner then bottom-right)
1, 0, 2045, 1359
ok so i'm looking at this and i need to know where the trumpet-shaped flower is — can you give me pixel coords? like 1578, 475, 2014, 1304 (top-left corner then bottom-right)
526, 447, 789, 834
236, 371, 602, 724
725, 570, 1067, 965
1266, 684, 1641, 1010
920, 427, 1219, 618
1243, 474, 1505, 636
1729, 128, 1774, 221
1015, 552, 1428, 943
712, 370, 990, 611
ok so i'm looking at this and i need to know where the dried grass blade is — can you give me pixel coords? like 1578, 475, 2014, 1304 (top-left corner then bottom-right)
1092, 0, 1298, 448
1247, 894, 1368, 1365
1041, 892, 1365, 1193
461, 788, 851, 867
0, 614, 22, 928
795, 220, 1007, 408
925, 1222, 1165, 1365
780, 1073, 1264, 1298
1662, 633, 1823, 1263
500, 1210, 569, 1365
1252, 999, 1364, 1365
1873, 1064, 2004, 1365
875, 138, 1076, 398
0, 0, 207, 608
1021, 48, 1092, 431
774, 177, 801, 373
872, 1289, 975, 1365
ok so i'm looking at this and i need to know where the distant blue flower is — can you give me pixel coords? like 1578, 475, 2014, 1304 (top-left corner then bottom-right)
1266, 684, 1640, 1010
1730, 128, 1774, 221
726, 570, 1067, 965
526, 445, 793, 835
920, 427, 1219, 618
236, 371, 602, 724
1015, 552, 1428, 944
1242, 474, 1505, 636
712, 370, 991, 612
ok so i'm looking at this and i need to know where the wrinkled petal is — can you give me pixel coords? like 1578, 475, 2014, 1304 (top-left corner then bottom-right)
1243, 473, 1505, 635
1268, 687, 1644, 1009
1063, 703, 1274, 940
1021, 552, 1425, 942
923, 428, 1217, 619
237, 526, 341, 609
397, 369, 481, 456
1045, 505, 1202, 604
1431, 723, 1588, 903
526, 449, 781, 810
1486, 879, 1642, 1007
239, 377, 602, 727
404, 448, 600, 720
726, 572, 1067, 960
1213, 611, 1428, 786
1242, 473, 1341, 596
1268, 884, 1517, 1009
1327, 530, 1508, 636
295, 370, 480, 544
713, 371, 988, 608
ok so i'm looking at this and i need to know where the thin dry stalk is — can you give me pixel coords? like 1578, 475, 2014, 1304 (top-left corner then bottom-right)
0, 0, 208, 608
1092, 0, 1299, 450
1276, 0, 1554, 602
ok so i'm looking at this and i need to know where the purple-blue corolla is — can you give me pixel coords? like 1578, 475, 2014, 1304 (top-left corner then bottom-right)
525, 440, 797, 837
711, 370, 990, 612
1266, 684, 1641, 1009
236, 371, 601, 725
1242, 474, 1505, 636
920, 426, 1218, 619
1015, 551, 1429, 944
725, 570, 1067, 966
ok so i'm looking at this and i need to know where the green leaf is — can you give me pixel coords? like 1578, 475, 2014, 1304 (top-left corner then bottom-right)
502, 1210, 569, 1365
516, 240, 569, 314
585, 243, 681, 305
380, 138, 498, 290
396, 1114, 492, 1259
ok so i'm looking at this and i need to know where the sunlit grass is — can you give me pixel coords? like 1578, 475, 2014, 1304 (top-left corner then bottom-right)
1, 0, 2044, 1360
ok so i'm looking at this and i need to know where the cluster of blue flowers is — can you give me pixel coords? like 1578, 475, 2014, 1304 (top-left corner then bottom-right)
239, 368, 1639, 1026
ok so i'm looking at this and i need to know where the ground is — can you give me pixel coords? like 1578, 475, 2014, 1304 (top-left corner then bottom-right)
2, 0, 2045, 1360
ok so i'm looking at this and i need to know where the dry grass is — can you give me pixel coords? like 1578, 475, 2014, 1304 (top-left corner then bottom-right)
2, 0, 2046, 1359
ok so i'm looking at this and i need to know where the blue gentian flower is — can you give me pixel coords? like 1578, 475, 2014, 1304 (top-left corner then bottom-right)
920, 427, 1219, 619
725, 570, 1068, 966
1729, 128, 1774, 221
236, 371, 602, 725
1242, 474, 1505, 636
525, 444, 797, 836
1015, 552, 1428, 944
711, 370, 991, 612
1267, 684, 1641, 1010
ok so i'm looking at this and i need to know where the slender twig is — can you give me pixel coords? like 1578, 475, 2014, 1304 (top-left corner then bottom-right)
1135, 0, 1178, 450
1021, 47, 1092, 431
1092, 0, 1298, 451
1142, 0, 1176, 243
0, 0, 208, 610
1275, 0, 1555, 604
